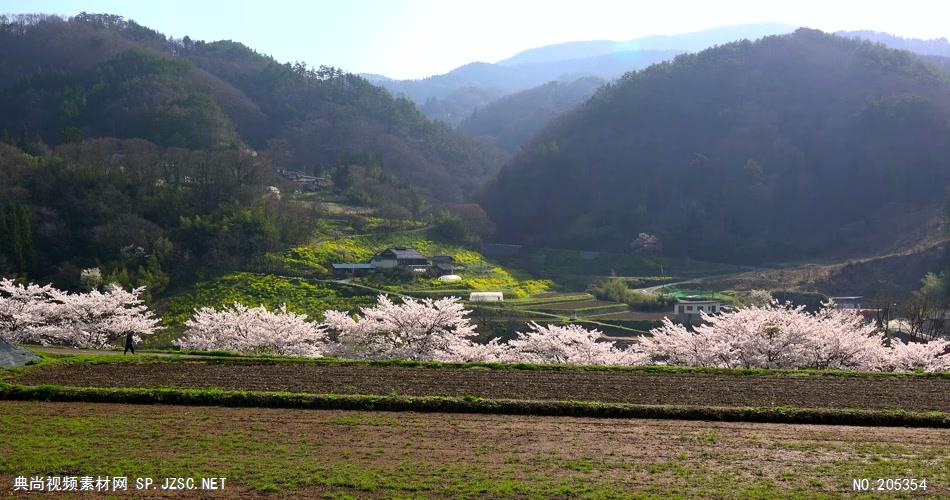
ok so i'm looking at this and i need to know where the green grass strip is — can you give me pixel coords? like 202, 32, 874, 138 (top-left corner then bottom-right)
0, 382, 945, 428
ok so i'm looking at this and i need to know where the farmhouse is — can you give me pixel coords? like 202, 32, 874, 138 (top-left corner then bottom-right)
370, 247, 429, 270
331, 247, 457, 278
674, 299, 724, 325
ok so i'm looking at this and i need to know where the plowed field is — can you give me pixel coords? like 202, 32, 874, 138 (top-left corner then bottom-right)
11, 361, 949, 412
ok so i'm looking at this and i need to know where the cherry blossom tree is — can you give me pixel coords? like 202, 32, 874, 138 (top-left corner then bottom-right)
804, 305, 888, 370
640, 316, 733, 367
630, 233, 663, 255
322, 295, 477, 361
507, 322, 643, 365
886, 337, 950, 372
43, 285, 160, 348
439, 337, 511, 363
176, 303, 327, 356
642, 301, 948, 371
0, 278, 55, 343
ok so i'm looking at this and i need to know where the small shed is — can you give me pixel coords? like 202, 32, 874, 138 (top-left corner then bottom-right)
430, 262, 458, 277
438, 274, 462, 282
470, 292, 504, 302
331, 263, 376, 277
830, 296, 864, 310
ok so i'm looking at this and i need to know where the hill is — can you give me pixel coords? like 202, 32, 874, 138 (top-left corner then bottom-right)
0, 13, 504, 202
480, 29, 950, 266
0, 13, 508, 292
418, 86, 507, 126
458, 77, 604, 154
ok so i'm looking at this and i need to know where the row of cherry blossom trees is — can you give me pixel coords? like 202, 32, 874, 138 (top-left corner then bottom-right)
174, 295, 636, 363
3, 278, 947, 371
175, 294, 948, 371
642, 303, 949, 372
0, 278, 158, 348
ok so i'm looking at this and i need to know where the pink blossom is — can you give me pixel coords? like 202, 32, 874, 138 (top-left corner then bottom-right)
322, 295, 477, 361
507, 322, 643, 365
176, 303, 327, 356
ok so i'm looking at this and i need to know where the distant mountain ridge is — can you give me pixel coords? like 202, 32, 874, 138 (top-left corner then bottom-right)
367, 23, 796, 125
497, 23, 795, 66
836, 30, 950, 58
461, 27, 950, 155
364, 49, 676, 126
480, 29, 950, 265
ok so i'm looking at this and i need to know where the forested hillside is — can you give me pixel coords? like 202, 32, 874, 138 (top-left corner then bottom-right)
0, 14, 504, 202
481, 29, 950, 264
0, 13, 507, 290
0, 139, 302, 294
458, 77, 604, 154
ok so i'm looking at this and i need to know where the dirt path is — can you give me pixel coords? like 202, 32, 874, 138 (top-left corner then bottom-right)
1, 401, 946, 498
23, 346, 217, 359
11, 361, 949, 412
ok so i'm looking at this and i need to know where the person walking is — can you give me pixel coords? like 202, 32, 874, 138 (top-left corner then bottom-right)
124, 332, 135, 355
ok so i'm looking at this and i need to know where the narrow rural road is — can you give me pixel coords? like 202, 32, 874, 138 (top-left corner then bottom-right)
22, 345, 218, 359
633, 279, 696, 294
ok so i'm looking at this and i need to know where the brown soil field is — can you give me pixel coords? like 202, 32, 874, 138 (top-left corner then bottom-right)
11, 362, 950, 412
1, 401, 946, 498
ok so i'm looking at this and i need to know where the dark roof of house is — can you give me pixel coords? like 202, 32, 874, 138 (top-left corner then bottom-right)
378, 247, 427, 260
332, 263, 376, 270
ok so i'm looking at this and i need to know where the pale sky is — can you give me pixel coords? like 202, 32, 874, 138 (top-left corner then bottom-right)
3, 0, 950, 79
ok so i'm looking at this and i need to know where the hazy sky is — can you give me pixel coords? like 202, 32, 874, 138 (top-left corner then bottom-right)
4, 0, 950, 79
